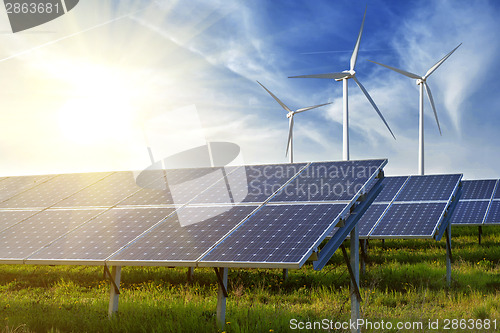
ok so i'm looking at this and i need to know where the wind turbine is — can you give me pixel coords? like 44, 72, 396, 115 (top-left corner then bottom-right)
368, 43, 461, 175
257, 81, 332, 163
288, 8, 395, 161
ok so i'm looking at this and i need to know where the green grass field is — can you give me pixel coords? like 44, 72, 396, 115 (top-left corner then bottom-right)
1, 226, 498, 332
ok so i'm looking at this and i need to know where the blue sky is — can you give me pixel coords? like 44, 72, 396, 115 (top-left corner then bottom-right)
0, 0, 499, 179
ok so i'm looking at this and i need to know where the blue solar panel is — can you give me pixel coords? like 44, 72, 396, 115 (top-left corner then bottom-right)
373, 176, 408, 202
494, 182, 500, 199
449, 200, 489, 225
200, 204, 346, 265
270, 160, 385, 202
460, 180, 496, 200
357, 204, 388, 237
190, 163, 306, 204
395, 174, 461, 202
108, 205, 258, 264
485, 201, 500, 224
370, 203, 447, 237
27, 208, 175, 262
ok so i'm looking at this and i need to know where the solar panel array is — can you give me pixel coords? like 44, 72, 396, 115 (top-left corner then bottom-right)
449, 179, 500, 225
355, 174, 462, 239
0, 159, 387, 269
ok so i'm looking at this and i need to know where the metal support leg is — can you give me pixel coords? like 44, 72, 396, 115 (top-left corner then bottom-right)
478, 226, 482, 245
359, 240, 367, 275
187, 267, 194, 283
347, 226, 361, 333
445, 224, 452, 286
282, 269, 288, 280
107, 266, 121, 318
215, 267, 228, 331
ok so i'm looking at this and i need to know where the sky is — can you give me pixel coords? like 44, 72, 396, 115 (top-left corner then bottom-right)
0, 0, 499, 179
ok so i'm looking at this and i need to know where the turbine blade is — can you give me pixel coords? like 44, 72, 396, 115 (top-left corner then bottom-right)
350, 6, 367, 72
424, 43, 462, 79
289, 72, 348, 80
424, 82, 442, 135
353, 76, 396, 140
368, 60, 421, 79
286, 116, 294, 156
295, 102, 332, 113
257, 80, 291, 112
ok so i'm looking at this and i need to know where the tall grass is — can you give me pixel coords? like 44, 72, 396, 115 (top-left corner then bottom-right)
0, 226, 498, 332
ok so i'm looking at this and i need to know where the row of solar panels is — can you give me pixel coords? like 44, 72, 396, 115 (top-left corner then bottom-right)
0, 160, 385, 268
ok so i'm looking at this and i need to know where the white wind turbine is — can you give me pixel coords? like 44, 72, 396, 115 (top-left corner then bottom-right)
368, 43, 461, 175
289, 8, 395, 161
257, 81, 332, 163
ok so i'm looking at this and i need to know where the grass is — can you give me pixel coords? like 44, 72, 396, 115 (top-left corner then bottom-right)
0, 226, 498, 332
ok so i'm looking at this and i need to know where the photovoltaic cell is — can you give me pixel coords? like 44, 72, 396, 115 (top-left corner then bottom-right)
108, 205, 258, 264
27, 208, 175, 262
460, 180, 496, 200
0, 172, 112, 209
0, 175, 55, 203
190, 164, 306, 204
495, 184, 500, 199
373, 176, 408, 203
0, 209, 105, 260
357, 204, 388, 237
200, 204, 346, 265
370, 203, 447, 237
395, 174, 461, 202
448, 200, 489, 225
485, 201, 500, 224
270, 160, 385, 202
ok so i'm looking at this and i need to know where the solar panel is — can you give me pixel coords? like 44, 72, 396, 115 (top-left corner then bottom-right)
26, 207, 175, 263
460, 180, 496, 200
270, 160, 385, 202
494, 182, 500, 199
373, 176, 408, 203
54, 172, 159, 208
0, 209, 105, 261
355, 174, 461, 239
200, 204, 347, 267
395, 174, 460, 202
0, 210, 41, 233
0, 175, 56, 203
484, 201, 500, 224
357, 204, 388, 237
448, 200, 489, 225
107, 205, 258, 265
0, 172, 112, 209
189, 163, 306, 204
370, 203, 447, 238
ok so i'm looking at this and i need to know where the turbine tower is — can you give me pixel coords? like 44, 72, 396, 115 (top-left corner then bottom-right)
289, 8, 395, 161
369, 43, 461, 175
257, 81, 332, 163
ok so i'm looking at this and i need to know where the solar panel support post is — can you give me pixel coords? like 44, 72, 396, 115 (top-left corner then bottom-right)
187, 267, 194, 283
350, 227, 361, 333
215, 267, 228, 330
359, 239, 367, 275
445, 224, 452, 286
478, 226, 482, 245
107, 266, 122, 318
282, 268, 288, 280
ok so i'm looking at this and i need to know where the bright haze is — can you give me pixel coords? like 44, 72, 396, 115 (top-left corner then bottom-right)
0, 0, 498, 179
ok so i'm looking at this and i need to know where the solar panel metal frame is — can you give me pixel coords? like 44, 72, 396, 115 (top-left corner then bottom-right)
358, 174, 462, 240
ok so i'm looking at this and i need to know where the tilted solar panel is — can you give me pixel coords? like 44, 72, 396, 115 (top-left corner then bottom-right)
0, 210, 40, 233
26, 207, 175, 263
395, 174, 460, 202
107, 205, 258, 265
199, 204, 347, 268
448, 200, 489, 225
0, 175, 56, 203
370, 203, 448, 238
356, 203, 388, 237
0, 172, 112, 209
485, 201, 500, 224
0, 209, 105, 262
373, 176, 408, 203
494, 184, 500, 199
460, 180, 496, 200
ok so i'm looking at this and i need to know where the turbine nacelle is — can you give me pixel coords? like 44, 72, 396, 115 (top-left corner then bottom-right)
334, 70, 355, 81
286, 112, 294, 119
416, 78, 425, 85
